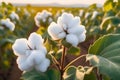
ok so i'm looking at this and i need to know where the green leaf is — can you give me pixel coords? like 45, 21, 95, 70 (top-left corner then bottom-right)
46, 69, 60, 80
61, 39, 72, 48
67, 46, 80, 56
103, 0, 114, 12
100, 16, 120, 30
21, 70, 49, 80
63, 66, 93, 80
87, 34, 120, 80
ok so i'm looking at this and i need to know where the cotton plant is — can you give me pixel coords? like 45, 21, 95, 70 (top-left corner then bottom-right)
48, 12, 86, 47
0, 18, 15, 31
34, 10, 53, 27
12, 32, 50, 72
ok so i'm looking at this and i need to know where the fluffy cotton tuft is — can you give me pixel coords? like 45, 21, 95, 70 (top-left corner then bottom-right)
0, 18, 15, 31
48, 12, 86, 46
34, 10, 52, 27
91, 11, 99, 19
10, 11, 19, 20
12, 32, 50, 72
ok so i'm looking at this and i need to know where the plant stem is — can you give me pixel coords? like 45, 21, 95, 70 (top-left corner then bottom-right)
60, 46, 66, 80
64, 54, 86, 71
50, 54, 61, 71
94, 67, 103, 80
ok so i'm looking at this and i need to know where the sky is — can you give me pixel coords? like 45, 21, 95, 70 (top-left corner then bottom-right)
0, 0, 106, 5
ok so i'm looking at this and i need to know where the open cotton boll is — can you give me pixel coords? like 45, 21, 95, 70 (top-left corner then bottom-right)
91, 11, 99, 19
79, 10, 84, 17
35, 58, 50, 72
0, 18, 15, 31
10, 11, 19, 20
12, 39, 29, 56
66, 34, 79, 47
85, 12, 90, 19
48, 22, 65, 40
28, 32, 44, 50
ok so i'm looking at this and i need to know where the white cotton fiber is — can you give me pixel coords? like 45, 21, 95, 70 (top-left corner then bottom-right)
66, 34, 79, 47
35, 58, 50, 72
28, 32, 44, 50
12, 39, 29, 56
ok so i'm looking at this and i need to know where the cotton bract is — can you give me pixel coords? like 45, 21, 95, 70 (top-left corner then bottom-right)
12, 32, 50, 72
48, 13, 86, 47
0, 18, 15, 31
34, 10, 52, 27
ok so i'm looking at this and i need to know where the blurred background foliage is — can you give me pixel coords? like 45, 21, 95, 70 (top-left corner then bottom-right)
0, 0, 120, 80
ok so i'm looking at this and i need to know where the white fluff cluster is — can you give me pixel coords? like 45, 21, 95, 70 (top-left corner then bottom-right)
0, 18, 15, 31
48, 13, 86, 47
12, 32, 50, 72
91, 11, 99, 19
79, 10, 84, 17
85, 12, 90, 19
10, 11, 19, 20
34, 10, 52, 27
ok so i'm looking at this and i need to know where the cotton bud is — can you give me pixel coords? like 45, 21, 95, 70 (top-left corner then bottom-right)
0, 18, 15, 31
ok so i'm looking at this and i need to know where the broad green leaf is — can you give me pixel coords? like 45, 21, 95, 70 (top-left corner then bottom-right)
103, 0, 114, 12
61, 39, 72, 48
100, 16, 120, 30
21, 70, 49, 80
84, 72, 96, 80
46, 69, 60, 80
63, 66, 93, 80
87, 34, 120, 80
67, 46, 80, 56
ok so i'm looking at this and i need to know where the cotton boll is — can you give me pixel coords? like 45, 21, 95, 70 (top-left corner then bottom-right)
68, 25, 86, 35
28, 32, 44, 50
17, 56, 33, 71
12, 39, 29, 56
35, 58, 50, 72
91, 11, 99, 19
66, 34, 79, 47
10, 12, 19, 20
0, 18, 15, 31
79, 10, 84, 17
85, 12, 90, 19
48, 22, 64, 40
78, 33, 86, 43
